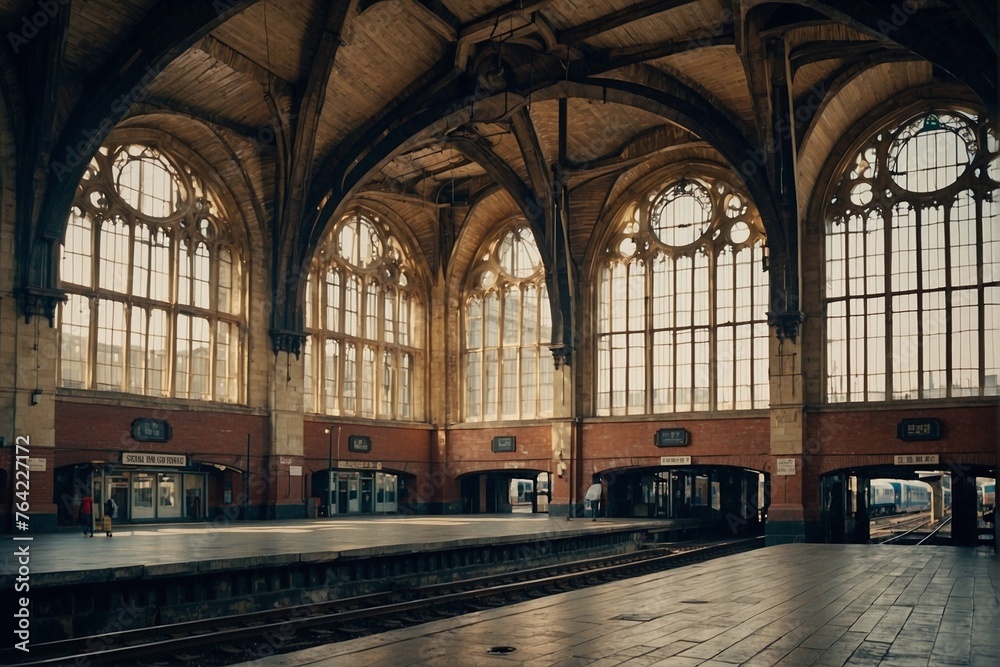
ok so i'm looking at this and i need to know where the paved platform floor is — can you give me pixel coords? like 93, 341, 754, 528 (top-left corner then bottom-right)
242, 544, 1000, 667
0, 515, 671, 578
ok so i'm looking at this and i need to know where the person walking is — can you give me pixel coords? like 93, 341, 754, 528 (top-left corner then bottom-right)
103, 497, 117, 537
80, 492, 94, 537
585, 482, 603, 521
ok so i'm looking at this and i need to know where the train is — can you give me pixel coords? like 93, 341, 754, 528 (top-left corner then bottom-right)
978, 479, 995, 512
869, 477, 995, 517
868, 479, 932, 516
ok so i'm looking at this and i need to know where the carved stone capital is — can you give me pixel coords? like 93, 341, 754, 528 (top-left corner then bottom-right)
17, 286, 68, 326
268, 329, 308, 358
549, 344, 572, 369
767, 310, 806, 342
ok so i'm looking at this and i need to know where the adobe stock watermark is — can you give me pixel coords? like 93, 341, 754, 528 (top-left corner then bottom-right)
7, 0, 70, 55
51, 63, 164, 183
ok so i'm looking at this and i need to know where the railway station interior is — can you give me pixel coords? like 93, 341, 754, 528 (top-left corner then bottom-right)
0, 0, 997, 551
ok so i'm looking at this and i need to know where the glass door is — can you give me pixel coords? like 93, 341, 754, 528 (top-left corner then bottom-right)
183, 474, 204, 519
360, 474, 374, 513
132, 474, 155, 519
158, 473, 181, 518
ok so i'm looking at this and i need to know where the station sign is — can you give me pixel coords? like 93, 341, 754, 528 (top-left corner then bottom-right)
338, 460, 382, 470
348, 435, 371, 453
654, 428, 690, 447
122, 452, 187, 467
492, 435, 516, 453
893, 454, 939, 465
131, 418, 172, 442
659, 456, 692, 466
896, 418, 942, 441
775, 458, 796, 476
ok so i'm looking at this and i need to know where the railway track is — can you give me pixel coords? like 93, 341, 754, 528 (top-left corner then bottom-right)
4, 537, 762, 667
877, 516, 952, 545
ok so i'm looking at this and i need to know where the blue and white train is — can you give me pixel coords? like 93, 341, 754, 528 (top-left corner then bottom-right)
869, 479, 932, 516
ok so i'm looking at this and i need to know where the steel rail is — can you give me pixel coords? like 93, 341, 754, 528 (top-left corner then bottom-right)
7, 537, 762, 666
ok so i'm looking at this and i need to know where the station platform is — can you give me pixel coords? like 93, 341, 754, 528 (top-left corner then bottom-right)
5, 514, 691, 580
243, 543, 1000, 667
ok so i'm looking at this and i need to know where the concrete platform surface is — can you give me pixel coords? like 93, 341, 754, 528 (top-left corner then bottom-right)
240, 544, 1000, 667
0, 515, 675, 579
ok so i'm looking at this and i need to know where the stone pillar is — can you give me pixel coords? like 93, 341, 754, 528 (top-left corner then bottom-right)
929, 477, 945, 523
264, 343, 307, 520
765, 332, 820, 544
4, 307, 60, 531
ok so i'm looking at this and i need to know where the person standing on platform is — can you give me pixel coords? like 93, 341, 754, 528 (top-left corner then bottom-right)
585, 482, 603, 521
80, 493, 94, 537
104, 497, 117, 537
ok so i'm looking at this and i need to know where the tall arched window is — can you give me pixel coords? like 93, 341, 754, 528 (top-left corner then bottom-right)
595, 173, 769, 416
303, 211, 424, 420
463, 223, 553, 421
825, 110, 1000, 402
58, 144, 246, 402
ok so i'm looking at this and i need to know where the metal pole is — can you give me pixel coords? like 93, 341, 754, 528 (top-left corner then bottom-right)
325, 427, 333, 517
245, 433, 250, 521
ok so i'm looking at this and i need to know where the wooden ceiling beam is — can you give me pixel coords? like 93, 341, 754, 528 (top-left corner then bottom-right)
38, 0, 263, 243
272, 0, 358, 336
509, 107, 552, 213
598, 27, 736, 72
558, 0, 697, 45
788, 39, 915, 71
195, 35, 293, 98
789, 0, 996, 116
455, 0, 552, 69
134, 98, 273, 143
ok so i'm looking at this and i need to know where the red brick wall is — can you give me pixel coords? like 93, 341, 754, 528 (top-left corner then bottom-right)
808, 405, 999, 474
446, 424, 552, 476
54, 401, 269, 469
302, 420, 433, 475
583, 416, 771, 475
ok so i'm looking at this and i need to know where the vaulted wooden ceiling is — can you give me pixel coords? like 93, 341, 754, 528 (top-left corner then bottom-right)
2, 0, 995, 338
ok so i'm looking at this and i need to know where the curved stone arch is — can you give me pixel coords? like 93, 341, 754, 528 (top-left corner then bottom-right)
102, 123, 268, 263
581, 158, 755, 278
332, 197, 436, 297
444, 190, 521, 296
804, 91, 986, 230
818, 455, 998, 478
797, 61, 967, 220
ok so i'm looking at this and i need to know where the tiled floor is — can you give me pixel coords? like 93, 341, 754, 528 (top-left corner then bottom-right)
242, 544, 1000, 667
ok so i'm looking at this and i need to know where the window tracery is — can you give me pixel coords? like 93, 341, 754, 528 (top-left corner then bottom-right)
304, 211, 423, 420
595, 173, 769, 415
58, 143, 245, 403
463, 224, 553, 421
825, 110, 1000, 401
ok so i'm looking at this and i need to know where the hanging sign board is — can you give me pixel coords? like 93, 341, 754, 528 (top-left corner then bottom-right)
131, 418, 172, 442
896, 418, 942, 441
492, 436, 516, 453
655, 428, 690, 447
348, 435, 371, 453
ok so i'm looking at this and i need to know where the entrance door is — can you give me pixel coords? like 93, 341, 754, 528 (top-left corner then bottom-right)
348, 473, 360, 512
132, 474, 155, 519
360, 474, 374, 513
183, 474, 204, 519
109, 476, 129, 521
158, 473, 181, 518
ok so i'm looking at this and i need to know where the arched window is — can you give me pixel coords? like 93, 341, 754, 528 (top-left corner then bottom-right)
595, 173, 769, 416
463, 223, 553, 421
825, 110, 1000, 401
58, 144, 245, 402
303, 211, 423, 420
